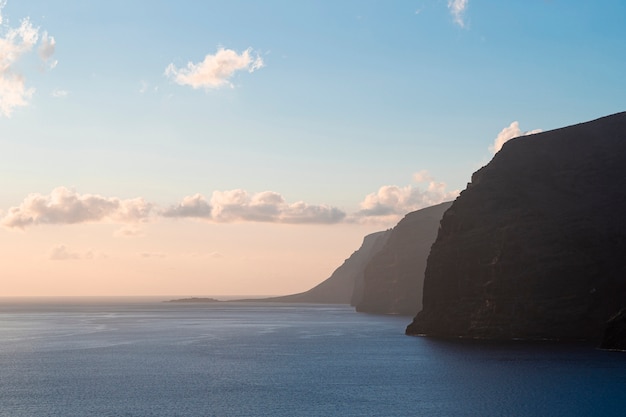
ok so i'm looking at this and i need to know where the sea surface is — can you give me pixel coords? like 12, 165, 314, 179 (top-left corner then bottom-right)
1, 298, 626, 417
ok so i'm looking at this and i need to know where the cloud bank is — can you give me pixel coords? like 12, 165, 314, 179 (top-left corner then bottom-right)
448, 0, 469, 27
165, 47, 263, 89
0, 1, 56, 116
1, 187, 154, 229
163, 190, 346, 224
490, 121, 543, 153
3, 176, 458, 230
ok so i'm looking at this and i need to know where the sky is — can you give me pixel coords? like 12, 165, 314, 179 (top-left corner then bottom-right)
1, 0, 625, 297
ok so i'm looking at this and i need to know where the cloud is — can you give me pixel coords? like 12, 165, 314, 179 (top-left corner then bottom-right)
165, 47, 264, 89
490, 121, 543, 153
1, 187, 154, 229
164, 189, 345, 224
412, 169, 433, 183
0, 2, 56, 116
51, 88, 68, 98
113, 225, 144, 238
0, 0, 5, 25
38, 31, 57, 69
161, 193, 212, 218
211, 189, 344, 224
189, 251, 224, 259
49, 244, 93, 261
139, 252, 166, 259
448, 0, 469, 27
351, 172, 459, 224
5, 179, 457, 230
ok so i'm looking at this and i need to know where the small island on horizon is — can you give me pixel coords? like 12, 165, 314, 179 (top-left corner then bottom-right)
167, 297, 222, 303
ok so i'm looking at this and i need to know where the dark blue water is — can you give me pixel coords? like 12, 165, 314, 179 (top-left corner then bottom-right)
1, 299, 625, 417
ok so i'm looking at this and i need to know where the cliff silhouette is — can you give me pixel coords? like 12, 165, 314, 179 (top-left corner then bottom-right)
406, 112, 626, 343
256, 230, 391, 304
356, 202, 452, 315
252, 202, 451, 312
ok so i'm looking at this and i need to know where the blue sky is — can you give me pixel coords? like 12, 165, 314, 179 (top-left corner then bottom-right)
1, 1, 625, 296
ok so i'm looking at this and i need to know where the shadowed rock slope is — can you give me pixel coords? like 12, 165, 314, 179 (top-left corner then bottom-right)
356, 201, 453, 316
406, 112, 626, 341
257, 230, 391, 304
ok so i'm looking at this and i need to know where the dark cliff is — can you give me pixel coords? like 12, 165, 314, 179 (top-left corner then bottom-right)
356, 202, 453, 316
257, 230, 391, 304
406, 112, 626, 341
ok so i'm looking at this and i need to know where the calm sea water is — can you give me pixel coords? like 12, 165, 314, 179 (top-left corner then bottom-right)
1, 299, 625, 417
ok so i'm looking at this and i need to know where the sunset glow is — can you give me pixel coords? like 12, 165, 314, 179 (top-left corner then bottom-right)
1, 0, 624, 296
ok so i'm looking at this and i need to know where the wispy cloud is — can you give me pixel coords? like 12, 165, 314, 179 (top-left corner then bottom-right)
51, 89, 68, 98
490, 121, 543, 153
165, 47, 264, 90
0, 0, 6, 25
351, 171, 459, 224
448, 0, 469, 28
0, 1, 56, 116
139, 252, 166, 259
49, 244, 94, 261
1, 187, 154, 229
38, 31, 57, 69
113, 225, 145, 238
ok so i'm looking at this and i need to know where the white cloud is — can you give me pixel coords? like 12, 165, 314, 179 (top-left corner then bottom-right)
448, 0, 469, 28
211, 189, 344, 224
0, 18, 38, 116
5, 179, 458, 230
490, 121, 543, 154
165, 189, 345, 224
49, 244, 93, 261
1, 187, 154, 229
0, 2, 56, 116
352, 172, 459, 224
165, 47, 264, 89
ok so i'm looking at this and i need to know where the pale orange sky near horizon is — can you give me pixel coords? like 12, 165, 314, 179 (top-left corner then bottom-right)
1, 220, 384, 297
2, 1, 623, 297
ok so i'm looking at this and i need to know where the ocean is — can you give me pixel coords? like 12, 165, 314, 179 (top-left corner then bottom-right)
1, 299, 625, 417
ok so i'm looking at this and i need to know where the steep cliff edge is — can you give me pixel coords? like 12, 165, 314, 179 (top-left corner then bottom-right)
406, 112, 626, 341
356, 202, 453, 316
256, 230, 391, 304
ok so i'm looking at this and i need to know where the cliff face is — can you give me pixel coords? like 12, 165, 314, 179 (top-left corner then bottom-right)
406, 112, 626, 341
349, 231, 393, 306
600, 309, 626, 351
260, 230, 391, 304
356, 202, 453, 316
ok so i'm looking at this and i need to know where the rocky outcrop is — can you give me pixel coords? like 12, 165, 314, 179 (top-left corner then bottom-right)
356, 202, 453, 316
600, 309, 626, 351
256, 230, 391, 304
406, 112, 626, 341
